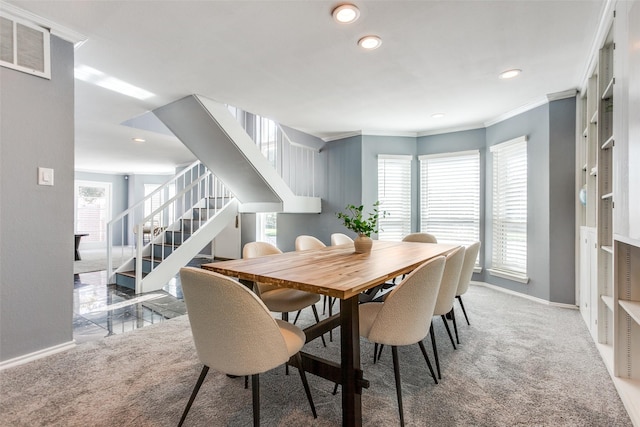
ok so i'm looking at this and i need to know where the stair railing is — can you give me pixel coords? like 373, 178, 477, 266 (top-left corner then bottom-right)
228, 106, 319, 198
106, 160, 230, 284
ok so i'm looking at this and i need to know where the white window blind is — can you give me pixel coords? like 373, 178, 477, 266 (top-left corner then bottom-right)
490, 136, 528, 281
378, 155, 412, 241
419, 150, 480, 249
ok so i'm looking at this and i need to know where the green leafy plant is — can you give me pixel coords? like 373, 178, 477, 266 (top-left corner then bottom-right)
336, 201, 386, 237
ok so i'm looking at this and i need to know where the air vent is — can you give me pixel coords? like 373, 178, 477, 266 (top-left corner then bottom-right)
0, 12, 50, 79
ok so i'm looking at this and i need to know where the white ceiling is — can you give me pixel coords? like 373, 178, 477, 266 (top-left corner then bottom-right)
3, 0, 607, 175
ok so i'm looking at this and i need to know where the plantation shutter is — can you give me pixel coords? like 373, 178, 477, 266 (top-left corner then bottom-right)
378, 155, 412, 241
419, 150, 480, 248
490, 136, 528, 281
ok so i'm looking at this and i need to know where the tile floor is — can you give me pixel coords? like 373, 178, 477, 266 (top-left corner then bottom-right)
73, 258, 208, 344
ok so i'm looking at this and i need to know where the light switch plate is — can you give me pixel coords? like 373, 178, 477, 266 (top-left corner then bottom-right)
38, 167, 54, 186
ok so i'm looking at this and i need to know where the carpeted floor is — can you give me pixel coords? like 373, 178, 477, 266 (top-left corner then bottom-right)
0, 285, 632, 426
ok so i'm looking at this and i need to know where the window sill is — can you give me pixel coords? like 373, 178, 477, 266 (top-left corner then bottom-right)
488, 269, 529, 284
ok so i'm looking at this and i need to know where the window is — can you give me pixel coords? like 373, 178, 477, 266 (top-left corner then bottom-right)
419, 150, 480, 251
75, 181, 111, 247
378, 155, 412, 241
489, 136, 528, 282
257, 213, 277, 246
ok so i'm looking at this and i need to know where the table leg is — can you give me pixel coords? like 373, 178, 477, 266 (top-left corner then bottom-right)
341, 295, 362, 426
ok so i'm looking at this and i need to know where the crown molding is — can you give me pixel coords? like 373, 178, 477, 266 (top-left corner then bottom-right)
546, 89, 578, 101
0, 1, 87, 48
417, 123, 485, 137
578, 0, 615, 93
322, 131, 362, 142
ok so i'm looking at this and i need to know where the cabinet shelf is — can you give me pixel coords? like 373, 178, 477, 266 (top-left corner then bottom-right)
602, 295, 615, 311
601, 135, 615, 150
619, 300, 640, 326
602, 77, 614, 100
591, 110, 599, 124
583, 163, 588, 171
602, 245, 614, 254
590, 166, 598, 176
602, 192, 613, 200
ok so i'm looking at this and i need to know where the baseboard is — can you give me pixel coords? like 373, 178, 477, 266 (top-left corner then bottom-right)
473, 281, 579, 310
0, 341, 76, 371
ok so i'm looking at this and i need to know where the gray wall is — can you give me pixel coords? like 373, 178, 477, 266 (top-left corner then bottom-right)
0, 36, 75, 362
548, 98, 577, 303
274, 135, 362, 251
272, 100, 576, 304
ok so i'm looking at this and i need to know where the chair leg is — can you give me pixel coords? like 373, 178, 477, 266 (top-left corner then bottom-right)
373, 343, 378, 363
178, 365, 209, 427
251, 374, 260, 427
245, 375, 249, 389
391, 346, 405, 427
440, 315, 457, 350
282, 312, 290, 375
429, 322, 441, 379
450, 308, 460, 345
294, 353, 317, 418
293, 310, 302, 324
418, 340, 438, 385
328, 298, 333, 342
457, 295, 470, 325
377, 344, 384, 362
310, 304, 327, 347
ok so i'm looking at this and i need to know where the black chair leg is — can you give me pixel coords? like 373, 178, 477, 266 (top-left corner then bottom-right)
294, 353, 317, 418
282, 312, 290, 375
418, 340, 438, 385
328, 297, 333, 342
178, 365, 209, 427
457, 295, 470, 325
391, 346, 404, 427
450, 309, 460, 345
377, 343, 384, 362
440, 315, 457, 349
245, 375, 249, 389
251, 374, 260, 427
310, 304, 327, 347
293, 310, 302, 324
332, 383, 339, 395
373, 343, 378, 363
430, 322, 441, 379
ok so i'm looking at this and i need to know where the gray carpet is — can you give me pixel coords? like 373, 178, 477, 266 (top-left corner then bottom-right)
0, 285, 631, 426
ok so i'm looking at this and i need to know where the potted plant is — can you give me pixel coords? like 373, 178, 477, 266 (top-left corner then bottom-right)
336, 201, 385, 254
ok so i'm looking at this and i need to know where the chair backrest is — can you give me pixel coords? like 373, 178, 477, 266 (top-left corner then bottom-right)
402, 232, 438, 243
367, 256, 446, 346
433, 246, 465, 316
331, 233, 354, 246
180, 267, 290, 376
242, 241, 282, 294
456, 241, 481, 297
295, 235, 326, 251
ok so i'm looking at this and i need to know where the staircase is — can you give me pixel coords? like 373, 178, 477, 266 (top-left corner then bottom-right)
108, 96, 323, 294
107, 161, 237, 293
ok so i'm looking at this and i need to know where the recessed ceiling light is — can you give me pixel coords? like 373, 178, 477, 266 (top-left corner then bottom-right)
358, 35, 382, 50
132, 138, 146, 143
499, 69, 522, 80
431, 113, 445, 119
332, 4, 360, 24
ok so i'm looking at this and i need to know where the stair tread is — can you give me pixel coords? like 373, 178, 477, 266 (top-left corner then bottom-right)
116, 270, 149, 278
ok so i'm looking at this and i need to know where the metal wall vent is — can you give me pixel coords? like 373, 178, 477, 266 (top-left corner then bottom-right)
0, 12, 50, 79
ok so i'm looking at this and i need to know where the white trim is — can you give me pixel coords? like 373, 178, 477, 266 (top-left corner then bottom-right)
487, 268, 529, 284
419, 149, 479, 161
474, 281, 578, 310
378, 154, 413, 160
484, 97, 548, 127
546, 89, 578, 102
0, 1, 87, 47
322, 131, 362, 142
417, 123, 485, 137
0, 341, 76, 370
363, 130, 419, 138
489, 135, 527, 152
578, 0, 615, 93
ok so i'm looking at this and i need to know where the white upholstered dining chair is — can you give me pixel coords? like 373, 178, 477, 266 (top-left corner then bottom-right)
330, 232, 354, 246
429, 245, 464, 379
402, 232, 438, 243
178, 267, 316, 426
294, 235, 336, 322
455, 241, 481, 331
243, 242, 326, 347
358, 256, 446, 426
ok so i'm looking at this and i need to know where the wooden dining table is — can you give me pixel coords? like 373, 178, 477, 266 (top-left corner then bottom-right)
202, 240, 457, 426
